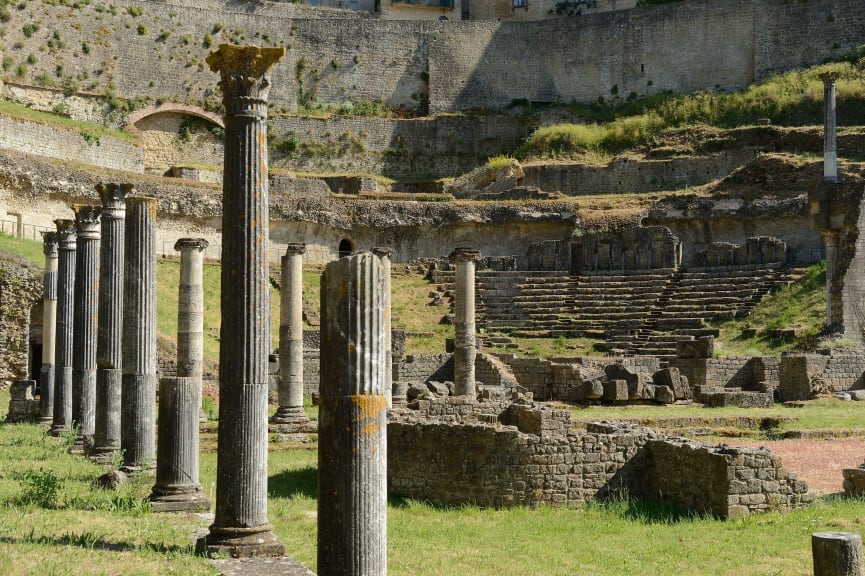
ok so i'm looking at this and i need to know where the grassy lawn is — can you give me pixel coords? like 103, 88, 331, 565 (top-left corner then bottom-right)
2, 386, 865, 575
567, 397, 865, 432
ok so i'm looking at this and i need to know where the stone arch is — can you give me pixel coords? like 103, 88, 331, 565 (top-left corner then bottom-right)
338, 238, 354, 258
128, 104, 225, 176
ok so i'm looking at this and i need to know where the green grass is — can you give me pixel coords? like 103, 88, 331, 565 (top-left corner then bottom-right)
567, 397, 864, 432
0, 231, 45, 264
1, 396, 865, 576
0, 98, 137, 145
518, 55, 865, 160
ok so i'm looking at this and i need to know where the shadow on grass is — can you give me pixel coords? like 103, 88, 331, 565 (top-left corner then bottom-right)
0, 534, 192, 554
268, 466, 318, 499
592, 496, 707, 525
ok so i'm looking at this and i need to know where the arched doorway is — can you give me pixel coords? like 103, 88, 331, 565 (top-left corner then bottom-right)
338, 238, 354, 258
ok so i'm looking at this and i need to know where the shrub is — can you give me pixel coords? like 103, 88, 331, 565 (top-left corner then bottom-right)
21, 22, 36, 37
18, 468, 64, 508
126, 4, 142, 16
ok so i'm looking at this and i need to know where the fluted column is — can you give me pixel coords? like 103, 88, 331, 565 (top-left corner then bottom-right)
121, 196, 157, 471
39, 231, 59, 424
72, 205, 101, 447
821, 72, 840, 183
318, 252, 387, 576
92, 183, 129, 461
449, 247, 480, 401
272, 243, 310, 426
50, 220, 76, 435
197, 44, 286, 559
372, 246, 394, 408
149, 238, 211, 512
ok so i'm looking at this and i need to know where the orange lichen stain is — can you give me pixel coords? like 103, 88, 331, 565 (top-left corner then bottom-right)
351, 394, 386, 420
361, 423, 379, 438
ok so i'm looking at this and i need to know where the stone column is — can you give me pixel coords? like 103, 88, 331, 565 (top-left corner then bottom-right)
39, 231, 59, 424
50, 220, 76, 435
121, 196, 157, 471
8, 211, 22, 237
813, 532, 864, 576
197, 44, 286, 559
92, 183, 129, 461
448, 247, 480, 401
71, 205, 101, 447
821, 72, 840, 183
271, 243, 310, 428
824, 231, 838, 328
149, 237, 210, 512
318, 252, 387, 576
372, 246, 394, 408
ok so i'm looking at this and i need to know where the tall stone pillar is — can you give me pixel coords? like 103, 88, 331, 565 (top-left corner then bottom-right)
197, 44, 286, 558
121, 196, 157, 471
50, 220, 76, 435
92, 183, 129, 461
39, 232, 59, 424
149, 237, 211, 512
821, 72, 840, 183
448, 247, 480, 401
271, 243, 311, 428
318, 252, 387, 576
372, 246, 394, 408
71, 205, 101, 447
823, 231, 839, 328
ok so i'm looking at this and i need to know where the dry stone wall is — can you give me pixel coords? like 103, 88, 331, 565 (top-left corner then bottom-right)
0, 255, 42, 389
0, 117, 142, 173
388, 401, 814, 516
0, 0, 862, 115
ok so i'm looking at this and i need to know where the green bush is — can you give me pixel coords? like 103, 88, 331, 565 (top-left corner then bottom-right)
18, 468, 64, 508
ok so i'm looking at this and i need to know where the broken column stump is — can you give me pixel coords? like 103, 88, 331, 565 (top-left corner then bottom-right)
813, 532, 864, 576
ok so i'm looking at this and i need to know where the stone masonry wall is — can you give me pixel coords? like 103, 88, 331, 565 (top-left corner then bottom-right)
521, 152, 753, 197
388, 402, 814, 516
0, 255, 42, 389
674, 356, 778, 392
394, 353, 454, 383
0, 117, 143, 173
270, 115, 530, 180
0, 0, 862, 115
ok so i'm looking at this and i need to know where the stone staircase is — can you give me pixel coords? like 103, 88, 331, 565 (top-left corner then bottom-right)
431, 264, 804, 358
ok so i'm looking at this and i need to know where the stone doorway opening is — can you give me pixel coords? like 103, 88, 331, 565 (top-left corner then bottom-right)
338, 238, 354, 258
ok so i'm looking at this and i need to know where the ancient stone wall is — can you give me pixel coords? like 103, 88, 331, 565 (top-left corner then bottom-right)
521, 152, 752, 197
0, 116, 143, 173
270, 115, 530, 179
0, 255, 42, 389
778, 352, 865, 401
0, 0, 862, 115
388, 402, 814, 516
394, 353, 454, 383
674, 356, 778, 392
572, 225, 680, 272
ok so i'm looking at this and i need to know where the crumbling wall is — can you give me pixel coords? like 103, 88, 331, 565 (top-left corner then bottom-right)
778, 352, 865, 401
388, 402, 814, 516
0, 254, 42, 389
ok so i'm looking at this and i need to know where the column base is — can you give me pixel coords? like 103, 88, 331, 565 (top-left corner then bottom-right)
269, 407, 317, 434
38, 416, 54, 425
89, 445, 121, 464
196, 524, 285, 559
149, 485, 211, 513
49, 424, 70, 436
69, 434, 93, 455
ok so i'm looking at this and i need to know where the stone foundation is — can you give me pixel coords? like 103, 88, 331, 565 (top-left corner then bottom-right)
6, 380, 40, 423
389, 399, 814, 517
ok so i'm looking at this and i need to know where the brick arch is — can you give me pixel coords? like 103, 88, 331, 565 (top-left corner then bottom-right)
128, 104, 224, 130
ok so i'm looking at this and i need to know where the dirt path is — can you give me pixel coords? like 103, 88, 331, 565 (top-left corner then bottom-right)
732, 439, 865, 495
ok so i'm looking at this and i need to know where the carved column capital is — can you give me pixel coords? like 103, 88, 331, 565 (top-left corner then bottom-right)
448, 247, 481, 263
174, 237, 209, 252
55, 219, 76, 249
206, 44, 286, 116
41, 231, 59, 257
819, 71, 839, 85
97, 182, 133, 218
72, 205, 102, 239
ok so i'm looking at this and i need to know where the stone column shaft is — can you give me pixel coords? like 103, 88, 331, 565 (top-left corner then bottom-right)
176, 238, 208, 379
812, 532, 864, 576
93, 183, 129, 459
373, 247, 394, 408
318, 253, 387, 576
39, 232, 59, 423
198, 43, 286, 559
449, 248, 480, 401
72, 205, 101, 443
272, 243, 309, 425
824, 231, 838, 327
122, 196, 157, 470
821, 72, 839, 183
149, 238, 210, 511
50, 220, 76, 435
